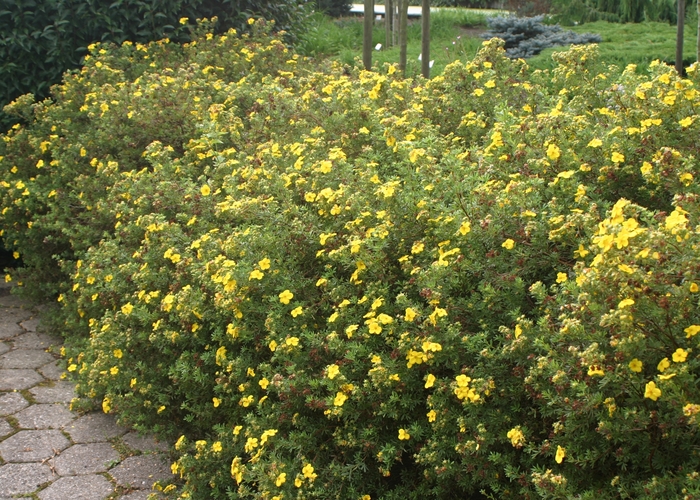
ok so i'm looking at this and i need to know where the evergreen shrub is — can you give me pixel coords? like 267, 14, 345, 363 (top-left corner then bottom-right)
2, 23, 700, 499
482, 15, 602, 58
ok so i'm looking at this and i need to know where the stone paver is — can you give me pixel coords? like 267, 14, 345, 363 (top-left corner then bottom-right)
0, 463, 54, 496
0, 309, 31, 339
0, 369, 43, 390
13, 331, 61, 350
19, 317, 41, 333
0, 290, 174, 498
0, 348, 55, 369
30, 381, 76, 403
0, 419, 12, 438
109, 455, 174, 489
0, 429, 70, 462
65, 413, 128, 443
0, 392, 29, 416
14, 404, 75, 429
38, 360, 65, 380
37, 474, 113, 500
53, 443, 120, 475
122, 432, 170, 453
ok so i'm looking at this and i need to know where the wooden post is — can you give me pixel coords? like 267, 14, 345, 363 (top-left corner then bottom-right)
421, 0, 430, 78
385, 0, 393, 48
398, 0, 408, 73
676, 0, 685, 75
363, 0, 375, 71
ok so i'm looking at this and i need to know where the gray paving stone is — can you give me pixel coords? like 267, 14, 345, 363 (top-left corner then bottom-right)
13, 331, 61, 350
0, 306, 32, 339
0, 419, 12, 438
0, 295, 31, 308
122, 432, 170, 453
0, 462, 54, 496
38, 360, 66, 380
0, 392, 29, 416
119, 491, 163, 499
53, 442, 120, 475
0, 429, 70, 462
14, 404, 75, 429
0, 342, 8, 356
37, 474, 114, 500
64, 413, 127, 443
0, 348, 55, 369
0, 369, 43, 390
19, 316, 41, 332
109, 454, 174, 489
30, 381, 77, 404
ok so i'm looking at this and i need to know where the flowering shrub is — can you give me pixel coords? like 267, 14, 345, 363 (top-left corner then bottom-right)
2, 25, 700, 499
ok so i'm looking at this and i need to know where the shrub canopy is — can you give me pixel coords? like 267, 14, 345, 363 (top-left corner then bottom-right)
2, 22, 700, 499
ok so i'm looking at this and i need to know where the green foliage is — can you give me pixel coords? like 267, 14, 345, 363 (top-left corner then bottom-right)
3, 23, 700, 500
550, 0, 681, 25
314, 0, 352, 17
0, 0, 309, 131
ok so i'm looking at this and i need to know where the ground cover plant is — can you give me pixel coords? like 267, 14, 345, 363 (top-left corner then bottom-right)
2, 19, 700, 500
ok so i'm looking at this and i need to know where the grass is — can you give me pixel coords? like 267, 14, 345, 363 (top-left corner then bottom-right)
297, 9, 700, 77
296, 9, 493, 77
529, 20, 699, 71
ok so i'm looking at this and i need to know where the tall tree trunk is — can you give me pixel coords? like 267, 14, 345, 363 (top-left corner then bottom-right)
421, 0, 430, 78
398, 0, 408, 73
385, 0, 393, 48
676, 0, 685, 75
363, 0, 375, 71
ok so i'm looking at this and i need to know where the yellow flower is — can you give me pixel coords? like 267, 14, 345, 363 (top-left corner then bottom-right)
425, 373, 436, 388
113, 349, 123, 359
657, 358, 670, 372
179, 17, 188, 24
679, 116, 694, 128
502, 239, 515, 250
327, 364, 340, 379
611, 152, 625, 163
546, 143, 561, 161
259, 378, 270, 389
211, 441, 222, 453
685, 325, 700, 337
644, 381, 662, 401
333, 392, 348, 406
200, 184, 211, 196
690, 283, 698, 293
555, 445, 566, 463
279, 289, 294, 304
245, 437, 259, 452
672, 348, 688, 363
587, 365, 604, 377
258, 257, 271, 270
556, 272, 567, 283
291, 306, 303, 317
269, 340, 278, 352
302, 463, 317, 480
507, 427, 525, 447
68, 363, 77, 372
587, 138, 602, 148
411, 241, 424, 254
458, 220, 471, 235
629, 359, 643, 372
121, 303, 133, 315
213, 397, 221, 408
665, 208, 688, 231
618, 298, 634, 309
110, 366, 119, 375
102, 396, 111, 413
427, 410, 437, 422
249, 269, 264, 280
398, 428, 410, 440
286, 336, 300, 347
404, 307, 417, 322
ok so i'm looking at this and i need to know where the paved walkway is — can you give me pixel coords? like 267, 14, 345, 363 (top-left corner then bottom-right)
0, 283, 174, 499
